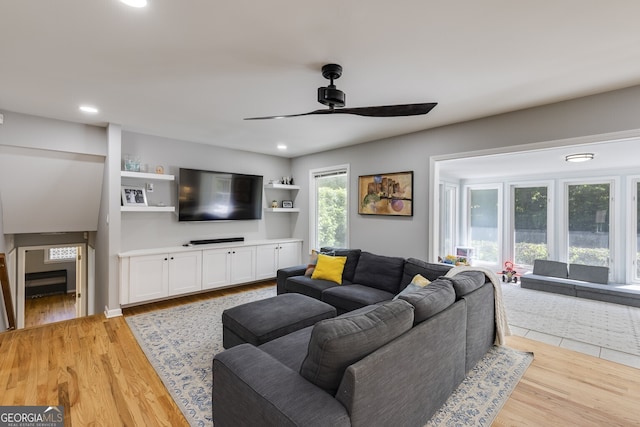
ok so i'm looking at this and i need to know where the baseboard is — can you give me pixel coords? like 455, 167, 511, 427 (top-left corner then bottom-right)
104, 306, 123, 318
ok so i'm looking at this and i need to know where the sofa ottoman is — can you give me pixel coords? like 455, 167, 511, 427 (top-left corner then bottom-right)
222, 293, 337, 348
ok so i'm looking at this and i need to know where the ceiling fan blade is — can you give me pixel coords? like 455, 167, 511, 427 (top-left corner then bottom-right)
244, 103, 436, 120
332, 103, 438, 117
244, 109, 333, 120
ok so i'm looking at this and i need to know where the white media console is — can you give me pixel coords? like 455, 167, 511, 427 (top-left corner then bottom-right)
118, 238, 302, 306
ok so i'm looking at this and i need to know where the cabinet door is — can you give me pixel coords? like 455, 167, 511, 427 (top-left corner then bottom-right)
230, 246, 256, 284
168, 251, 202, 296
202, 248, 231, 290
128, 254, 169, 303
277, 242, 302, 269
255, 244, 278, 280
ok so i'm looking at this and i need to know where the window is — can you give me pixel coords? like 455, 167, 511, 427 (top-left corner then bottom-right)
310, 166, 349, 249
439, 183, 458, 258
637, 180, 640, 280
566, 182, 611, 267
513, 185, 549, 267
467, 186, 501, 266
45, 246, 77, 263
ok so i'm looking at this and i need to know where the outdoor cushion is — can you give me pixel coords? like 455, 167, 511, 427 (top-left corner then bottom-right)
532, 259, 568, 278
352, 251, 405, 293
397, 279, 456, 323
300, 299, 414, 394
569, 263, 609, 284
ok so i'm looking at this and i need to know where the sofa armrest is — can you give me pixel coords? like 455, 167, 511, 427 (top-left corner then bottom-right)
276, 265, 307, 294
213, 344, 350, 427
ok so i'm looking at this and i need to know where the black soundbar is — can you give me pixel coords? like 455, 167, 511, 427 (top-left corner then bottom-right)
190, 237, 245, 245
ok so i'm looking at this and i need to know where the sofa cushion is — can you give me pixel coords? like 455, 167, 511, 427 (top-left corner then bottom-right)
352, 252, 405, 293
401, 257, 452, 287
569, 263, 608, 284
394, 273, 430, 299
397, 279, 456, 323
321, 284, 396, 313
321, 247, 362, 282
286, 276, 344, 300
532, 259, 568, 278
448, 271, 487, 298
311, 254, 348, 284
300, 299, 414, 394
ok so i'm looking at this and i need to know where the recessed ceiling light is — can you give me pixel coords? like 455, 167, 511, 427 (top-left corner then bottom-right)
565, 153, 594, 163
79, 105, 99, 114
120, 0, 148, 7
277, 144, 287, 150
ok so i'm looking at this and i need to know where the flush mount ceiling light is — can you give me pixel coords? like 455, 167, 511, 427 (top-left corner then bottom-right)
79, 105, 99, 114
120, 0, 148, 7
565, 153, 594, 163
277, 144, 287, 150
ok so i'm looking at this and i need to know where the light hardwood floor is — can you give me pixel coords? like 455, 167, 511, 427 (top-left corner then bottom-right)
24, 293, 77, 328
1, 281, 639, 426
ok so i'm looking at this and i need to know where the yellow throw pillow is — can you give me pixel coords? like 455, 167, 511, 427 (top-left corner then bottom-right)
311, 254, 347, 284
411, 274, 431, 288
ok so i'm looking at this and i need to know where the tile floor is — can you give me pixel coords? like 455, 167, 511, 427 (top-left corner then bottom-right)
509, 324, 640, 369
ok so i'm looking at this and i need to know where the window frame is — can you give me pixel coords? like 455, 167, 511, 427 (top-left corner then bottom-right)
308, 164, 350, 251
559, 176, 618, 277
507, 180, 554, 269
463, 183, 503, 268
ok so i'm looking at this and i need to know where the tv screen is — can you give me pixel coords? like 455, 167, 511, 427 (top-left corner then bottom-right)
178, 168, 263, 221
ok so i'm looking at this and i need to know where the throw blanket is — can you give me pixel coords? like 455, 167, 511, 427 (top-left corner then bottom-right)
445, 266, 511, 346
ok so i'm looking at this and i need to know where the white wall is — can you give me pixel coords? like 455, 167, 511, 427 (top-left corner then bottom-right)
291, 84, 640, 260
0, 110, 107, 325
119, 131, 294, 251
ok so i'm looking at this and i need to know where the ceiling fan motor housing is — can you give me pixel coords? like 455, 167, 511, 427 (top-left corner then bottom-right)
318, 86, 346, 107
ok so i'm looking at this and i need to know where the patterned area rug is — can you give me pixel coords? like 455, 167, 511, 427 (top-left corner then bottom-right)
126, 287, 532, 427
501, 284, 640, 356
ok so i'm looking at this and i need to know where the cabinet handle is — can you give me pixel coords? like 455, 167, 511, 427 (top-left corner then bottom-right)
164, 258, 168, 261
171, 257, 174, 260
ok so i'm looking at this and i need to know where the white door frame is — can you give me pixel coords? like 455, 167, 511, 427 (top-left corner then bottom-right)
16, 243, 89, 329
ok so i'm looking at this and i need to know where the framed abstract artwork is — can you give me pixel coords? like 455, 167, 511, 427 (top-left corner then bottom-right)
358, 171, 413, 216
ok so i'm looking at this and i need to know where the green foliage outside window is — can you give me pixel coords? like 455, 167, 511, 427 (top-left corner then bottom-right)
317, 178, 347, 248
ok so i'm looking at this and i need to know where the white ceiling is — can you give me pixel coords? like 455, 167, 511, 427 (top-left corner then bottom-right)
438, 137, 640, 181
2, 1, 640, 158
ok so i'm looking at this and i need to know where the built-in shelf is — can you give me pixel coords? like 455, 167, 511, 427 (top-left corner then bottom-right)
264, 183, 300, 190
264, 208, 300, 213
121, 206, 175, 212
121, 171, 175, 181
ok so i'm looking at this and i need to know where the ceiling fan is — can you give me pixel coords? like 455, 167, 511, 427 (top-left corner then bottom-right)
244, 63, 437, 120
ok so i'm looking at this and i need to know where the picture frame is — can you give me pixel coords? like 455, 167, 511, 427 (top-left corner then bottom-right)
358, 171, 413, 216
121, 186, 148, 206
282, 200, 293, 208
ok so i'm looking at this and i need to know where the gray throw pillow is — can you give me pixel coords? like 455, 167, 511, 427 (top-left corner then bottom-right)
397, 279, 456, 323
449, 271, 487, 297
300, 299, 414, 394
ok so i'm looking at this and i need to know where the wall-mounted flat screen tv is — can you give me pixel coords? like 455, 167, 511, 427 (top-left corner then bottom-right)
178, 168, 263, 221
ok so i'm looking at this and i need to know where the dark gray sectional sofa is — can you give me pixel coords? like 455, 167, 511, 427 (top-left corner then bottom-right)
276, 248, 454, 314
520, 259, 640, 307
213, 250, 498, 426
